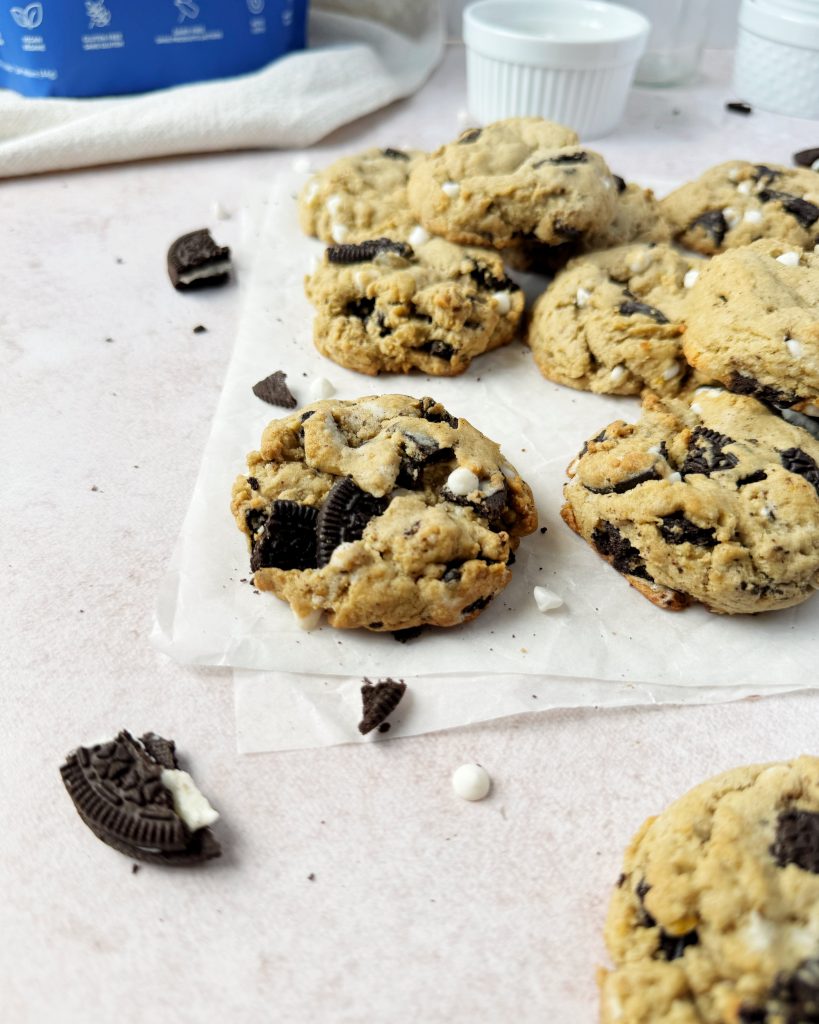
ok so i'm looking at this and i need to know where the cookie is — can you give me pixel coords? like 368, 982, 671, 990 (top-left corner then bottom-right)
505, 180, 672, 274
683, 239, 819, 413
297, 146, 427, 246
602, 756, 819, 1024
60, 730, 221, 866
661, 161, 819, 255
167, 228, 231, 290
528, 243, 699, 396
561, 388, 819, 614
230, 394, 538, 632
304, 237, 524, 376
406, 118, 618, 250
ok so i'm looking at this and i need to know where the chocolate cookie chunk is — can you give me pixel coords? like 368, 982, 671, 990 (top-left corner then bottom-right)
562, 388, 819, 614
231, 395, 538, 632
60, 731, 221, 865
602, 757, 819, 1024
167, 228, 231, 290
358, 678, 407, 734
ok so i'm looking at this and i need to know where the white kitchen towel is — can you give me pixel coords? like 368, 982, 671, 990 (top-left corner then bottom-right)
0, 1, 444, 178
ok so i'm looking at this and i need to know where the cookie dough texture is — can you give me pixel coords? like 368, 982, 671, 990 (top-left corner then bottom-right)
602, 756, 819, 1024
304, 237, 524, 375
661, 160, 819, 255
231, 395, 538, 632
406, 118, 618, 249
528, 243, 699, 396
298, 146, 426, 245
684, 239, 819, 411
562, 388, 819, 614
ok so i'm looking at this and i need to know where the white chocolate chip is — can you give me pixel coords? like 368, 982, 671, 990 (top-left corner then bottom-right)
722, 206, 741, 229
812, 158, 819, 172
609, 364, 627, 384
452, 764, 491, 801
667, 471, 682, 484
330, 223, 349, 243
662, 361, 680, 381
786, 338, 803, 358
456, 108, 475, 125
647, 443, 664, 456
690, 402, 702, 414
627, 249, 652, 273
308, 377, 336, 401
533, 586, 563, 612
602, 176, 613, 190
446, 466, 479, 496
492, 290, 511, 315
777, 251, 800, 267
160, 769, 219, 831
291, 155, 312, 174
683, 269, 699, 288
293, 607, 324, 631
307, 254, 320, 276
575, 286, 591, 308
325, 194, 342, 216
744, 208, 763, 223
408, 225, 430, 248
500, 462, 518, 480
441, 181, 460, 199
304, 180, 319, 205
211, 200, 230, 221
694, 385, 723, 397
737, 180, 753, 195
728, 167, 741, 181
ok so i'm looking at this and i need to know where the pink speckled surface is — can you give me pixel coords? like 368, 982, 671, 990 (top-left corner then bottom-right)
2, 48, 818, 1024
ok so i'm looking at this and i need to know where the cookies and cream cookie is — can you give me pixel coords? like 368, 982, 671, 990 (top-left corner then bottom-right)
304, 237, 524, 376
231, 395, 538, 633
602, 756, 819, 1023
562, 389, 819, 614
661, 160, 819, 255
406, 118, 618, 249
528, 243, 699, 396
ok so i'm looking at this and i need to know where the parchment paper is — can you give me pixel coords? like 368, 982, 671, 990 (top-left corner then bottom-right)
153, 174, 816, 750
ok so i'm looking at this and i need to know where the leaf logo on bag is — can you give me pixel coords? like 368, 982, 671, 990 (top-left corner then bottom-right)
10, 2, 43, 29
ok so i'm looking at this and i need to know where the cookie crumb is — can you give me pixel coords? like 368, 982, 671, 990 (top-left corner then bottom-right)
307, 872, 316, 881
452, 764, 491, 802
252, 371, 298, 408
193, 324, 208, 334
132, 864, 140, 874
726, 101, 752, 115
358, 678, 406, 735
90, 485, 99, 492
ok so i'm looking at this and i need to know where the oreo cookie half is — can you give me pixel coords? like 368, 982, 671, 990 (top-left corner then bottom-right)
60, 730, 221, 866
167, 228, 232, 291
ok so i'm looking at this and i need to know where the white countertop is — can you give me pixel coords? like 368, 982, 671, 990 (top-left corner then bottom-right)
2, 46, 817, 1024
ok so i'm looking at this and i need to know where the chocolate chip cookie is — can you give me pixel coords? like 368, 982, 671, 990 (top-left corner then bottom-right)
231, 395, 538, 632
661, 160, 819, 255
602, 756, 819, 1024
406, 118, 618, 249
304, 237, 524, 376
562, 388, 819, 614
683, 239, 819, 413
298, 146, 427, 245
528, 243, 699, 396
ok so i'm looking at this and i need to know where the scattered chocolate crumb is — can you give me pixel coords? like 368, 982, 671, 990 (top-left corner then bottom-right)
307, 872, 316, 881
90, 485, 99, 492
115, 257, 124, 264
358, 678, 407, 735
540, 527, 547, 534
104, 337, 114, 343
193, 324, 208, 334
726, 100, 752, 115
247, 476, 260, 491
252, 371, 297, 409
378, 722, 391, 733
132, 864, 140, 875
393, 626, 423, 643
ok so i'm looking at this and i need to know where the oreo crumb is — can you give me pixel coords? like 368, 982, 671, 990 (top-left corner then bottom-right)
132, 864, 140, 874
307, 872, 316, 881
193, 324, 208, 334
772, 809, 819, 872
382, 148, 410, 160
358, 678, 407, 735
316, 477, 389, 567
726, 101, 752, 115
326, 238, 413, 264
252, 370, 298, 409
619, 298, 669, 324
393, 626, 424, 643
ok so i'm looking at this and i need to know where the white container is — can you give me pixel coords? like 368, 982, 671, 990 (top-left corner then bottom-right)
618, 0, 712, 85
463, 0, 650, 138
734, 0, 819, 119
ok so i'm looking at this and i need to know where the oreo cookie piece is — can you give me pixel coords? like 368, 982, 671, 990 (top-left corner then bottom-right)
358, 678, 407, 735
794, 147, 819, 170
316, 477, 389, 567
60, 731, 221, 866
167, 228, 231, 291
252, 370, 298, 409
248, 500, 319, 572
326, 238, 413, 265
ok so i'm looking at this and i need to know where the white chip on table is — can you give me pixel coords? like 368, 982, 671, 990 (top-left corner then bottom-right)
452, 764, 491, 801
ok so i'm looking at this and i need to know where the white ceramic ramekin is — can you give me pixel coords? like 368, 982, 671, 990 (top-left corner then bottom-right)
733, 0, 819, 119
463, 0, 650, 138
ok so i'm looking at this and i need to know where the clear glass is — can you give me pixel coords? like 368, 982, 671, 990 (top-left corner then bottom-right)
617, 0, 712, 85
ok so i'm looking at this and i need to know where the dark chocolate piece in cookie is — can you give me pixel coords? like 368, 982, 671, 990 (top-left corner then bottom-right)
167, 229, 231, 291
60, 730, 221, 866
252, 371, 298, 409
358, 678, 407, 734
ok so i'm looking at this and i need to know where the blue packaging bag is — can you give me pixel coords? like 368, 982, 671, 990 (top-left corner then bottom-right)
0, 0, 308, 98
